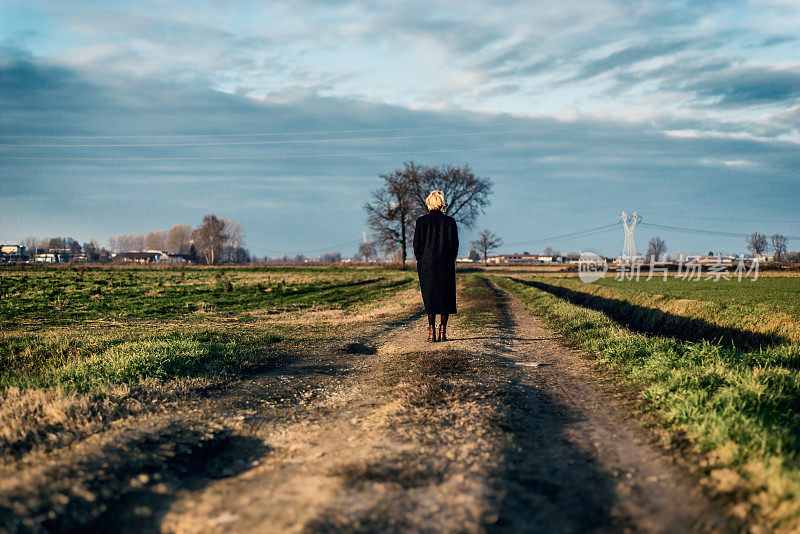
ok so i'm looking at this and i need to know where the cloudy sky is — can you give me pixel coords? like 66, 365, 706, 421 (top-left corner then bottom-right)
2, 0, 799, 257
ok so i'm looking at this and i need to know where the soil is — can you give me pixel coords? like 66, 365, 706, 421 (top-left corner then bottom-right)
0, 278, 742, 533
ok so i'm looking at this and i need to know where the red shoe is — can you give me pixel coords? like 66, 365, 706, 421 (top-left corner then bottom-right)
427, 325, 436, 342
438, 324, 447, 342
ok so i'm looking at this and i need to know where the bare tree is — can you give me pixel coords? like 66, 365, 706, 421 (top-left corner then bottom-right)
407, 161, 493, 228
364, 168, 416, 268
46, 237, 64, 250
145, 230, 167, 251
83, 239, 100, 262
166, 224, 193, 254
115, 234, 131, 252
194, 214, 227, 264
746, 232, 768, 257
68, 239, 81, 255
21, 236, 37, 257
542, 246, 560, 257
37, 237, 51, 254
646, 236, 667, 261
221, 218, 247, 262
471, 229, 503, 266
357, 240, 378, 262
320, 252, 342, 263
145, 231, 157, 250
121, 234, 133, 251
771, 233, 788, 261
114, 233, 145, 252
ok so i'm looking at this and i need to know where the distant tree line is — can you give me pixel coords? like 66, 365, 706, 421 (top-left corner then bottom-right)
17, 214, 250, 264
108, 215, 249, 264
16, 236, 112, 262
638, 232, 794, 262
747, 231, 790, 261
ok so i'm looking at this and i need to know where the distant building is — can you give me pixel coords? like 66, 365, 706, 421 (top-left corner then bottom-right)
560, 254, 582, 263
35, 253, 58, 263
613, 255, 646, 264
698, 255, 735, 264
488, 253, 543, 264
114, 251, 167, 263
163, 253, 191, 264
33, 248, 75, 263
0, 244, 26, 262
1, 244, 24, 255
488, 253, 582, 264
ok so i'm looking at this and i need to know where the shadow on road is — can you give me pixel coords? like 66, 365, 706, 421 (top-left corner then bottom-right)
472, 277, 624, 531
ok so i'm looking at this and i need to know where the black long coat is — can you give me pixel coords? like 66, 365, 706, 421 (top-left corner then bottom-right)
413, 210, 459, 314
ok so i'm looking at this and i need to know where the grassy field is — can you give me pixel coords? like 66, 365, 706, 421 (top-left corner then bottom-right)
0, 266, 415, 457
5, 265, 800, 528
515, 276, 800, 346
493, 273, 800, 529
0, 266, 411, 327
591, 276, 800, 317
0, 266, 413, 392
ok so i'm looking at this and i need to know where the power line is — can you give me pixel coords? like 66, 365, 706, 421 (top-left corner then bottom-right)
503, 223, 620, 247
0, 136, 673, 161
647, 213, 800, 225
0, 119, 527, 139
640, 222, 800, 240
281, 224, 621, 258
294, 239, 363, 255
0, 127, 589, 148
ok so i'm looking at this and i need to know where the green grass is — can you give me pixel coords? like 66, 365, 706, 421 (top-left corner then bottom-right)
0, 267, 413, 327
517, 275, 800, 346
493, 274, 800, 530
592, 276, 800, 318
0, 266, 413, 394
51, 339, 239, 393
452, 274, 503, 327
0, 328, 285, 392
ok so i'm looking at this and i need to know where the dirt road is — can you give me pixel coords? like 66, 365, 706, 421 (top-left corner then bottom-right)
0, 277, 739, 533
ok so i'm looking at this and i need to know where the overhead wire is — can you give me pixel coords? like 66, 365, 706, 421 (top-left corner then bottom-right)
646, 213, 800, 225
640, 222, 800, 240
502, 223, 620, 248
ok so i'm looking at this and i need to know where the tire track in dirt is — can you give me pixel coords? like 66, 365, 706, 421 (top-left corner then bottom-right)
473, 278, 737, 533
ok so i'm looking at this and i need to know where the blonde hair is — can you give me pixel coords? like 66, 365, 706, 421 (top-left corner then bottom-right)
425, 190, 446, 211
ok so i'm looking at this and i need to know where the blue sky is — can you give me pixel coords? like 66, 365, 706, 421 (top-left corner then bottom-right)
1, 0, 799, 257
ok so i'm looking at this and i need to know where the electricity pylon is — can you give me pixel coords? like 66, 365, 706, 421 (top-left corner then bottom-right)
618, 211, 642, 260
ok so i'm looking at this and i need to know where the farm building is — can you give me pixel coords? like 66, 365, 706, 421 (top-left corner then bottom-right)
33, 248, 77, 263
488, 253, 546, 264
1, 244, 26, 262
114, 251, 168, 263
164, 254, 191, 264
